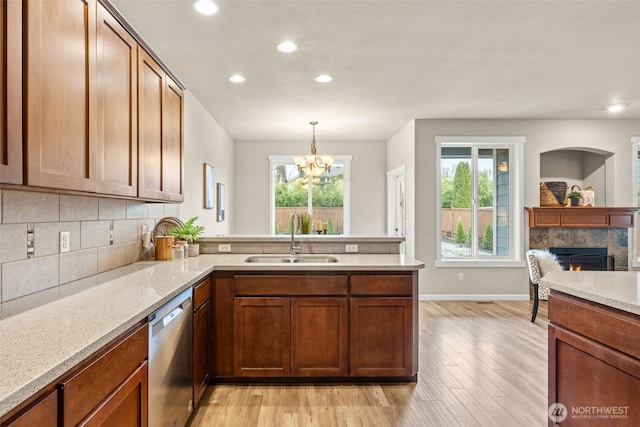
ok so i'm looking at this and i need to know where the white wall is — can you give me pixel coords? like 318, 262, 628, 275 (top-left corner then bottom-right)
386, 120, 416, 257
414, 119, 640, 299
180, 92, 235, 235
233, 139, 387, 235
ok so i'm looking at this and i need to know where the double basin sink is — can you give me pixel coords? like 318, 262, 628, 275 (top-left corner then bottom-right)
245, 255, 338, 264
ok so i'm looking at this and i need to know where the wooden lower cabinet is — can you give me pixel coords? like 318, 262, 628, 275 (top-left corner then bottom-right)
217, 271, 417, 380
1, 322, 148, 427
549, 291, 640, 426
193, 277, 212, 406
233, 296, 348, 378
291, 297, 348, 377
234, 297, 292, 377
350, 297, 414, 377
79, 362, 148, 427
59, 322, 148, 427
1, 391, 57, 427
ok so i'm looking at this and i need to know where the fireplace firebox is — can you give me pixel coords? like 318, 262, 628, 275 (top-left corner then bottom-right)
548, 247, 615, 271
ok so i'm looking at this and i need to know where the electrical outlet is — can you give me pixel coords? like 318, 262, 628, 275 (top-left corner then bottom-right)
218, 244, 231, 253
345, 244, 358, 253
458, 273, 465, 282
60, 231, 70, 253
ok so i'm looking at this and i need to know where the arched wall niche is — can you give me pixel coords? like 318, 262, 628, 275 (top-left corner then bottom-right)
540, 147, 614, 207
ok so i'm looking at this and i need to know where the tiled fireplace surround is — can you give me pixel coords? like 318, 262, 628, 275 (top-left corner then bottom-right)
0, 189, 179, 302
529, 227, 629, 271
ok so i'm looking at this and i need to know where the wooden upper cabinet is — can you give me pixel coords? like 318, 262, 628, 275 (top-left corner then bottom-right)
0, 0, 23, 184
138, 49, 184, 201
24, 0, 97, 192
162, 77, 184, 201
96, 3, 138, 197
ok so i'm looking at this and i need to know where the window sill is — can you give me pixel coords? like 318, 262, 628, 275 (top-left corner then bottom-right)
435, 259, 526, 268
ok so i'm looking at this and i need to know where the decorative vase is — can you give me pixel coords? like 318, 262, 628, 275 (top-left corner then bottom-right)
570, 197, 580, 207
188, 243, 200, 257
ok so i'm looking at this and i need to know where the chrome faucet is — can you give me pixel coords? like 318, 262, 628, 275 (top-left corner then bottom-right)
290, 213, 302, 255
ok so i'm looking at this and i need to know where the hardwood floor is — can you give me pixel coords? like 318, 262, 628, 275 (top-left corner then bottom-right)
189, 300, 549, 427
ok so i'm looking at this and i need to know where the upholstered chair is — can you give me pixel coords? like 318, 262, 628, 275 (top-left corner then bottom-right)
526, 249, 563, 322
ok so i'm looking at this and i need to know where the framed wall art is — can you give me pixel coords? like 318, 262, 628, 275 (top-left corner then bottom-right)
204, 163, 215, 209
217, 182, 225, 221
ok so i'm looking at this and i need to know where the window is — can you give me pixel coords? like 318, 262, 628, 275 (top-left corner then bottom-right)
436, 136, 524, 266
269, 155, 351, 235
632, 137, 640, 266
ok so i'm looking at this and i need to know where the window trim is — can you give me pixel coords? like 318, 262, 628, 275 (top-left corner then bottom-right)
268, 155, 352, 235
632, 137, 640, 267
435, 136, 525, 267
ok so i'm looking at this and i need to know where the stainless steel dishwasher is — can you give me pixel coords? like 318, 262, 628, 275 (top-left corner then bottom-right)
148, 287, 193, 427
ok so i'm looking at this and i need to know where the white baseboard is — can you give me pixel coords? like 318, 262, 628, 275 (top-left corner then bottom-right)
420, 294, 530, 301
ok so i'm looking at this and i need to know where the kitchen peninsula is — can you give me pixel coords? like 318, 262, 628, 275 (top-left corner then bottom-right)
0, 252, 424, 424
542, 271, 640, 424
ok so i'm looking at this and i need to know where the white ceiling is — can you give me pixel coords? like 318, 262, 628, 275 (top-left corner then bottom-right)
112, 0, 640, 141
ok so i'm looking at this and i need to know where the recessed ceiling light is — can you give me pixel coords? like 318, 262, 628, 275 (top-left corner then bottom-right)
315, 74, 333, 83
606, 103, 626, 113
276, 41, 298, 53
229, 74, 245, 83
192, 0, 219, 15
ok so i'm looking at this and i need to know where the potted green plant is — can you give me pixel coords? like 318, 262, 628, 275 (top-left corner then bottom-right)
167, 217, 205, 256
567, 190, 582, 207
300, 213, 312, 234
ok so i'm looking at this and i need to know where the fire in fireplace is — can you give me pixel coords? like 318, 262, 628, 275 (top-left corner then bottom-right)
548, 247, 615, 271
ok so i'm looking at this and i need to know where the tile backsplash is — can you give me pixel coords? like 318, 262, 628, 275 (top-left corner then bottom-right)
0, 189, 179, 302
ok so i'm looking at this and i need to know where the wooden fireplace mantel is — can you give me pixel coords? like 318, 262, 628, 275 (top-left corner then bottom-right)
525, 207, 640, 228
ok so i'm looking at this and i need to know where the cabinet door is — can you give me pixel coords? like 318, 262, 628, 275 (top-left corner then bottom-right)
0, 0, 22, 184
96, 3, 137, 196
79, 362, 148, 427
291, 297, 347, 377
137, 49, 164, 200
138, 49, 184, 201
25, 0, 97, 192
350, 297, 414, 377
162, 77, 184, 201
234, 297, 291, 377
549, 324, 640, 424
193, 300, 211, 406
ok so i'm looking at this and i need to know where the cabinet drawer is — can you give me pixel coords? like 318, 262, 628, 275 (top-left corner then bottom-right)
59, 323, 148, 427
351, 275, 413, 296
234, 275, 348, 296
194, 276, 211, 310
549, 291, 640, 359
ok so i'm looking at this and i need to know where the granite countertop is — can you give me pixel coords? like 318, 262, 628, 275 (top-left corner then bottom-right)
542, 271, 640, 316
210, 253, 424, 270
0, 253, 424, 417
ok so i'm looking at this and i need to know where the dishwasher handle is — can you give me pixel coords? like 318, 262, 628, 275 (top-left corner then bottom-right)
162, 306, 184, 327
150, 298, 191, 338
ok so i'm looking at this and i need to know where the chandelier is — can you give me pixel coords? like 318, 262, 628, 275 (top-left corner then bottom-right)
295, 121, 334, 177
